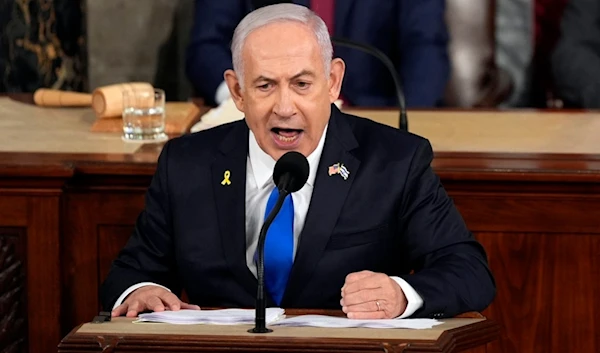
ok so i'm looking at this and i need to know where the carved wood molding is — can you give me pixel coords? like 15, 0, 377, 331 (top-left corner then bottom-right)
0, 229, 26, 353
58, 319, 499, 353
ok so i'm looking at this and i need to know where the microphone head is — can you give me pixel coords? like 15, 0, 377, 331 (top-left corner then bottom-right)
273, 151, 309, 193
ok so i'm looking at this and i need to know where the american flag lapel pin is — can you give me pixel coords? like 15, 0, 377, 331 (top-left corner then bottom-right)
328, 162, 350, 180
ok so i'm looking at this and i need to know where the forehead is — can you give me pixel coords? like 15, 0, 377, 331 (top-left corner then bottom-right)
242, 21, 324, 76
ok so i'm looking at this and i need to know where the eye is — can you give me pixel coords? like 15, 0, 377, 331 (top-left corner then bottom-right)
257, 83, 272, 91
295, 81, 311, 89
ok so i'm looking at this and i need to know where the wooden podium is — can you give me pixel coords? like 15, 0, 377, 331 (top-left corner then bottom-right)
2, 95, 599, 353
58, 315, 499, 353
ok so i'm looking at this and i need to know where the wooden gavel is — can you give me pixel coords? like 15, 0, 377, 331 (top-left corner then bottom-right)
33, 82, 155, 119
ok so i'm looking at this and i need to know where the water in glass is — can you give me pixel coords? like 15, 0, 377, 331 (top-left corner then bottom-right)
122, 105, 166, 140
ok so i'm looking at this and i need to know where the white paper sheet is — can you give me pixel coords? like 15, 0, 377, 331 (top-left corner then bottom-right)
272, 315, 442, 329
135, 308, 285, 325
135, 309, 441, 330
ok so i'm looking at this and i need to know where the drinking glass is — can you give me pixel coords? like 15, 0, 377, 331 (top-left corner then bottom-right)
122, 88, 167, 141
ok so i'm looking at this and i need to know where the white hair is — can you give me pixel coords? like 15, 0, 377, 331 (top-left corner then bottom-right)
231, 3, 333, 88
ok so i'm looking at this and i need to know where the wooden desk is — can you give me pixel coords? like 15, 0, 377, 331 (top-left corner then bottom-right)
0, 97, 598, 353
58, 316, 498, 353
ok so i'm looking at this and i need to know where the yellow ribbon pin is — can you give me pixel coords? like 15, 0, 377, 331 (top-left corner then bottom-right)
221, 170, 231, 185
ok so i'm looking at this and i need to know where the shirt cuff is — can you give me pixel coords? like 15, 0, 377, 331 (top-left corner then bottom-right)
215, 81, 231, 105
112, 282, 171, 310
390, 276, 424, 319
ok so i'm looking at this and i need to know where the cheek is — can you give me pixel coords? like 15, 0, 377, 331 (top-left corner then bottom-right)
243, 103, 271, 131
299, 107, 329, 136
246, 94, 273, 112
299, 90, 329, 110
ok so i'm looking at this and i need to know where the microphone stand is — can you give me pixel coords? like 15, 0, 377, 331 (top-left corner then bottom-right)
331, 37, 409, 132
248, 188, 289, 333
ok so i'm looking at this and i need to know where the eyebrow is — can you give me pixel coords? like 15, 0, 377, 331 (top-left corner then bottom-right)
252, 70, 316, 85
290, 70, 316, 80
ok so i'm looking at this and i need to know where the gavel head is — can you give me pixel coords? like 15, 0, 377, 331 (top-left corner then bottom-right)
92, 82, 155, 119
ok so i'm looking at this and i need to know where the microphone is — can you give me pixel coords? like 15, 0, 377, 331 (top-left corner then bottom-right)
249, 151, 309, 334
331, 37, 408, 131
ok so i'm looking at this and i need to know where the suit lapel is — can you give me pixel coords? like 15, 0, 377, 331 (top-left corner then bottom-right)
283, 107, 361, 306
211, 121, 258, 299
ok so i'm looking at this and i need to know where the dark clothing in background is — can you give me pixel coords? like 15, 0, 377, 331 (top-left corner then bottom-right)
552, 0, 600, 108
186, 0, 450, 108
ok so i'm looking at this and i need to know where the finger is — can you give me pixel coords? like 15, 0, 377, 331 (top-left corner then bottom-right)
161, 292, 182, 311
146, 296, 166, 312
342, 300, 380, 314
343, 274, 386, 295
126, 300, 142, 317
181, 302, 201, 310
347, 310, 387, 320
112, 303, 128, 317
341, 288, 385, 307
344, 271, 375, 285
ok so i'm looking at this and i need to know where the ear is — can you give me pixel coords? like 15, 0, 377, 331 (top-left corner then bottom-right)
224, 69, 245, 112
328, 58, 346, 104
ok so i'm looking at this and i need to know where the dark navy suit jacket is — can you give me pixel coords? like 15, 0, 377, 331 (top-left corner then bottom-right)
100, 106, 495, 319
185, 0, 450, 107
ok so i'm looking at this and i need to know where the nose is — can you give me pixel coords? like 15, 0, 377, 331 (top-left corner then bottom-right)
273, 88, 295, 118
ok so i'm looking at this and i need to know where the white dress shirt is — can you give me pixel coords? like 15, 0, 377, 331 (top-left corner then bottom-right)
114, 126, 423, 318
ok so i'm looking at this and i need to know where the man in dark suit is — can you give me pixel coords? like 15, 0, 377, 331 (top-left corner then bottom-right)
185, 0, 449, 108
552, 0, 600, 108
103, 3, 494, 320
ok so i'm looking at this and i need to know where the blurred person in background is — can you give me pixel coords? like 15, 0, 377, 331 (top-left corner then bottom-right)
552, 0, 600, 108
186, 0, 450, 108
495, 0, 534, 107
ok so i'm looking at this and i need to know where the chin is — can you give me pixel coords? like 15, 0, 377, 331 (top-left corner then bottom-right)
269, 147, 302, 160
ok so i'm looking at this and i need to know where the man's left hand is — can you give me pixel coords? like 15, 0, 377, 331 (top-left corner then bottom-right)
340, 270, 408, 319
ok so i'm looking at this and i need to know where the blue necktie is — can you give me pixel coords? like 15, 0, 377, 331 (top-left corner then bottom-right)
262, 187, 294, 305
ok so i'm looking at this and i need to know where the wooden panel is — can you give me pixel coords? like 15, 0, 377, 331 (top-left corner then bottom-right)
0, 197, 27, 226
27, 197, 61, 353
476, 232, 599, 353
97, 226, 135, 282
462, 348, 486, 353
0, 196, 61, 353
451, 193, 600, 233
63, 192, 101, 335
0, 228, 27, 353
63, 191, 146, 335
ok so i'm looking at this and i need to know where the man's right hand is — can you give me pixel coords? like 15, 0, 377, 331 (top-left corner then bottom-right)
112, 286, 200, 317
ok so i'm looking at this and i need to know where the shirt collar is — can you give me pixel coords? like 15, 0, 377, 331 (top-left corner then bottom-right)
248, 125, 328, 189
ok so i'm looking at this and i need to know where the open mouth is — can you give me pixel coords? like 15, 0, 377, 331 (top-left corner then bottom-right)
271, 128, 303, 147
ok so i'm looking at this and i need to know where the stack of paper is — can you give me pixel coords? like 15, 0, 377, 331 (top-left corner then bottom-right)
136, 308, 285, 325
135, 309, 441, 330
190, 98, 244, 132
272, 315, 442, 329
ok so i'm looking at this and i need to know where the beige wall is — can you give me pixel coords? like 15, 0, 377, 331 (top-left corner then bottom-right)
86, 0, 179, 90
